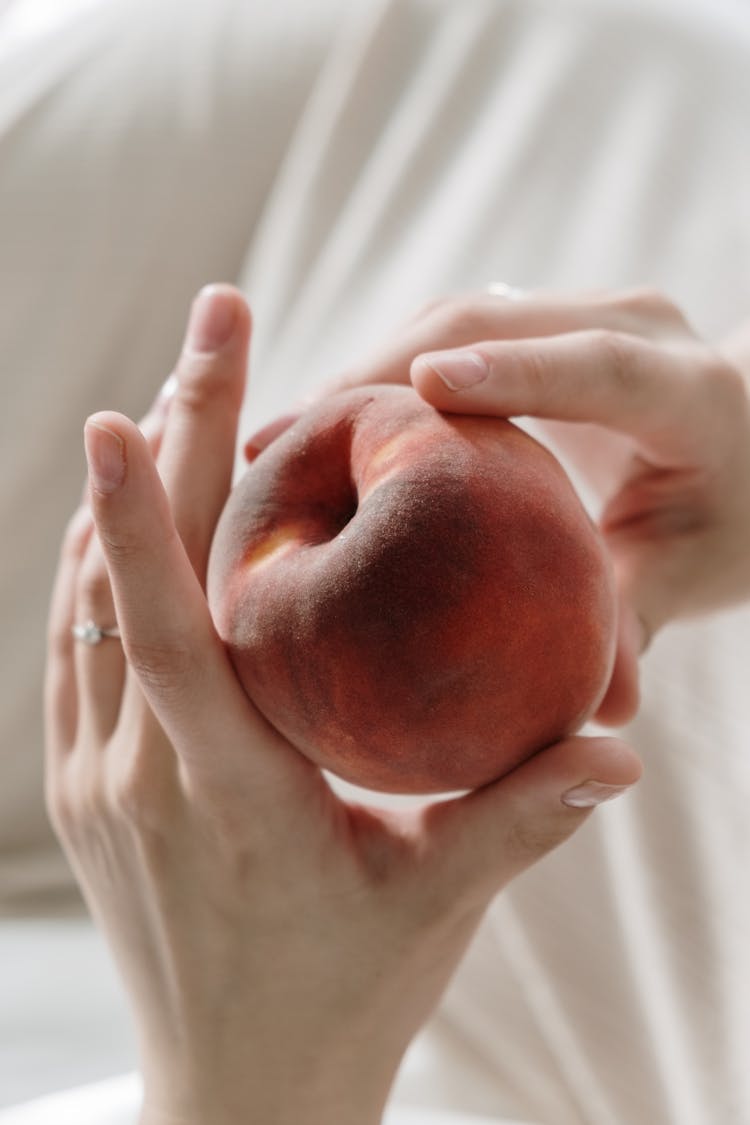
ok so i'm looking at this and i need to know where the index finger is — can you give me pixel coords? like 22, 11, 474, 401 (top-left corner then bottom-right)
156, 284, 251, 581
411, 330, 720, 464
324, 287, 690, 395
242, 290, 693, 460
82, 412, 305, 790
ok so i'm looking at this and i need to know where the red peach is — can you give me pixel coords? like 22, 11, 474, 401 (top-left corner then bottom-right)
207, 385, 617, 794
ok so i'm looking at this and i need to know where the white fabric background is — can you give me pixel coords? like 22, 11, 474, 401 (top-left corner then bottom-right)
0, 0, 341, 911
1, 0, 749, 1121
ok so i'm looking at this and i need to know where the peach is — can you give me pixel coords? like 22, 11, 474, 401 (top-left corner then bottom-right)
207, 386, 617, 794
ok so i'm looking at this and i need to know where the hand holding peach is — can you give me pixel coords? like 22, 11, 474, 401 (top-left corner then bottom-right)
48, 289, 640, 1125
247, 288, 750, 733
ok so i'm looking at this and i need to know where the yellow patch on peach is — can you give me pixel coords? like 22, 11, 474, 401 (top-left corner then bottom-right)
243, 525, 303, 571
358, 433, 421, 503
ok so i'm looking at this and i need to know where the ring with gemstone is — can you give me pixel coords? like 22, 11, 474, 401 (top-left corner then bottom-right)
486, 282, 526, 300
71, 620, 121, 646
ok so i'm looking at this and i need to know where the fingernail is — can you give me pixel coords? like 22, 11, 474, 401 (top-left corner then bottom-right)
561, 781, 633, 809
187, 285, 238, 353
84, 421, 125, 493
244, 440, 260, 464
419, 350, 489, 391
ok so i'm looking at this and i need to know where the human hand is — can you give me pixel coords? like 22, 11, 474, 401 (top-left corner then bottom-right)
257, 288, 750, 727
45, 286, 641, 1125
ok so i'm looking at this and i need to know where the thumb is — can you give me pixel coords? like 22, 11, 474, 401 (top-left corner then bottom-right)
423, 735, 642, 907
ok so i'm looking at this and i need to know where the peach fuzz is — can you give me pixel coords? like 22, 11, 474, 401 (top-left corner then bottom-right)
207, 386, 617, 794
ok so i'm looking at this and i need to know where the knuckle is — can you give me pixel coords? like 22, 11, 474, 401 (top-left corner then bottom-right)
439, 296, 488, 340
517, 345, 556, 400
45, 779, 73, 838
109, 756, 179, 872
47, 766, 105, 842
175, 356, 240, 416
62, 507, 93, 562
617, 287, 690, 332
174, 367, 216, 414
618, 285, 671, 312
110, 752, 144, 814
76, 553, 113, 615
124, 636, 202, 705
76, 772, 108, 825
411, 294, 452, 324
504, 816, 568, 863
93, 523, 142, 567
590, 329, 640, 394
111, 758, 164, 827
702, 350, 748, 406
414, 294, 488, 341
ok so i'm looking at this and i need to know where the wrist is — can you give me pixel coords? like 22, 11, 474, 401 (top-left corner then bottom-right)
140, 1092, 384, 1125
138, 1053, 393, 1125
134, 991, 412, 1125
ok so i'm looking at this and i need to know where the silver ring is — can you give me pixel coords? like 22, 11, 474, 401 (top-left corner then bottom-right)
71, 620, 121, 646
486, 281, 526, 300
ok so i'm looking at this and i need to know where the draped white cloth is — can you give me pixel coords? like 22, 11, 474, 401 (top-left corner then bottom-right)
1, 0, 749, 1121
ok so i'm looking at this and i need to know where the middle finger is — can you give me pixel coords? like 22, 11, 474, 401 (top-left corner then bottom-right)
118, 285, 250, 728
154, 284, 251, 582
328, 286, 692, 393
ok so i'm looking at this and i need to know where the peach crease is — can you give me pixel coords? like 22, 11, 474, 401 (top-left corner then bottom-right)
243, 525, 304, 571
